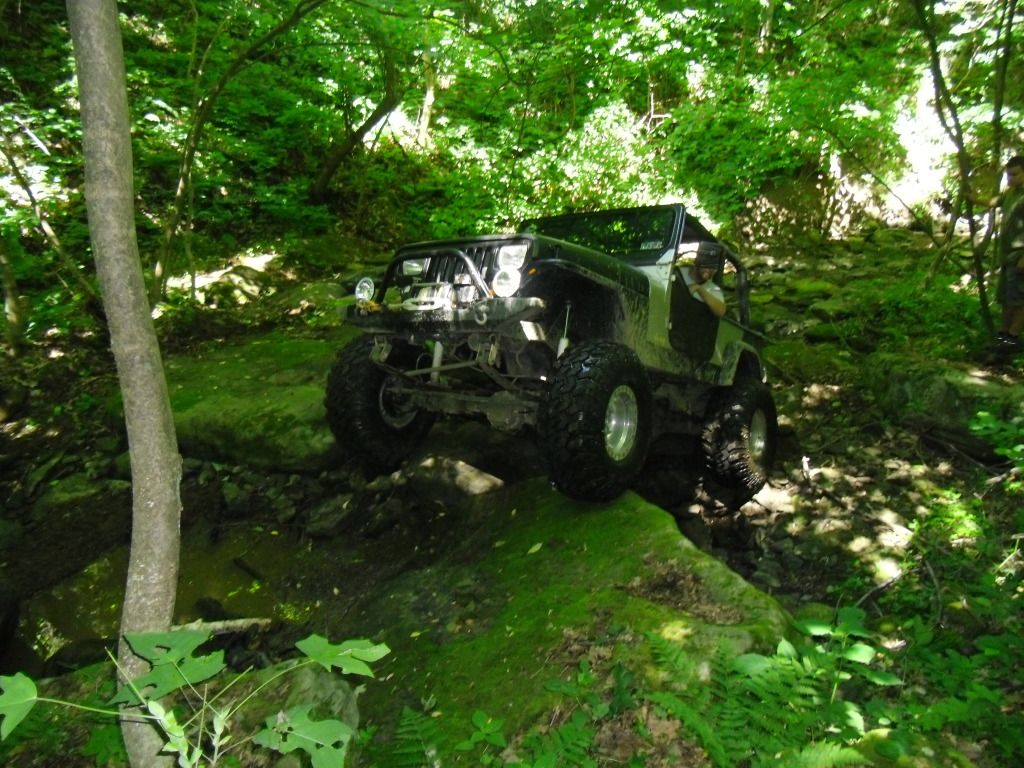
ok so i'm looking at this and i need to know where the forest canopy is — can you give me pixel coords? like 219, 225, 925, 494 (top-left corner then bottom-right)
1, 0, 1021, 345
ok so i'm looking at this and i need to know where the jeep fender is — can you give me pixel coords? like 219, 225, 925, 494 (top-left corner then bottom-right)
716, 341, 766, 386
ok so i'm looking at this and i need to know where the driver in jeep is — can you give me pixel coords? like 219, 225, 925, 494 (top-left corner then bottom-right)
681, 251, 727, 318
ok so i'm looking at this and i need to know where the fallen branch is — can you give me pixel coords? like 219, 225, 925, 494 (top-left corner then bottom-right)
173, 617, 273, 636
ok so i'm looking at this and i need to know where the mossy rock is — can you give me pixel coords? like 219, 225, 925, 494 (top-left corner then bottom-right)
352, 479, 790, 757
788, 278, 840, 301
862, 352, 1022, 459
166, 329, 359, 471
763, 339, 856, 383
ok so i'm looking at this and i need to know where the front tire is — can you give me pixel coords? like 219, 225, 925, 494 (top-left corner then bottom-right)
325, 336, 434, 475
701, 377, 777, 502
538, 340, 652, 502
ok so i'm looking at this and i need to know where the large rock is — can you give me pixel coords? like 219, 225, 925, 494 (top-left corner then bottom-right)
166, 329, 357, 472
340, 478, 791, 750
863, 352, 1021, 460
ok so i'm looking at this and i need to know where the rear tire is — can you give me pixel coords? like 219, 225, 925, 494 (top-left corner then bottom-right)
538, 340, 652, 501
325, 337, 434, 474
701, 377, 777, 502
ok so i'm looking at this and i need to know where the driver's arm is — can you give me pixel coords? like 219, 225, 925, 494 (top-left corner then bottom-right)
690, 281, 727, 318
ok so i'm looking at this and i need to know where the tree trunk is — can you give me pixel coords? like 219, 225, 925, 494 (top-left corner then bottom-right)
65, 2, 182, 766
910, 0, 993, 333
0, 235, 25, 356
417, 51, 436, 147
308, 44, 401, 204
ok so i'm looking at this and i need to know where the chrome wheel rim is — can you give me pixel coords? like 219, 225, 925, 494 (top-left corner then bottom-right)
604, 384, 639, 461
748, 409, 768, 465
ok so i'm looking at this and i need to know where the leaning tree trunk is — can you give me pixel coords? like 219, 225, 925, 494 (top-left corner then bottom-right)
308, 43, 401, 204
65, 1, 182, 766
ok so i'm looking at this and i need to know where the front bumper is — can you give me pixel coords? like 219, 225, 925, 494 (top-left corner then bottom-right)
347, 296, 547, 337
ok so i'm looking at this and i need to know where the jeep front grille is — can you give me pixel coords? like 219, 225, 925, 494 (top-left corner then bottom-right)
421, 243, 501, 284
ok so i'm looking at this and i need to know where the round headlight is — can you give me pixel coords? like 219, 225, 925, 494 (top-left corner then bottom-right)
492, 268, 521, 298
354, 277, 375, 301
497, 243, 529, 270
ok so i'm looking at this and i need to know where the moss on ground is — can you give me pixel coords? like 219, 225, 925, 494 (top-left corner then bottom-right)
353, 479, 789, 757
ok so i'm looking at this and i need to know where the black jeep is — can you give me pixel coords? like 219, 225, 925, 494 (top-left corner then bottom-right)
326, 204, 777, 502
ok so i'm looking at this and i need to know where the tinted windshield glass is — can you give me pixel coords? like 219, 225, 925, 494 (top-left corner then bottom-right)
519, 207, 678, 258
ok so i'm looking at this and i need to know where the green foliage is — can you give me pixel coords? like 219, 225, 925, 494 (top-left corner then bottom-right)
0, 673, 37, 740
252, 704, 356, 768
0, 630, 389, 767
971, 410, 1024, 488
646, 610, 902, 767
109, 629, 226, 705
378, 616, 905, 767
387, 705, 448, 767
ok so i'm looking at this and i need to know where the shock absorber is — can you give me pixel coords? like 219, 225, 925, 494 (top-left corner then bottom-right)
430, 340, 444, 383
557, 302, 572, 357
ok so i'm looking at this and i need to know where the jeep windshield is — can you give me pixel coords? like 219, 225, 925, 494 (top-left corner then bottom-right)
518, 206, 679, 262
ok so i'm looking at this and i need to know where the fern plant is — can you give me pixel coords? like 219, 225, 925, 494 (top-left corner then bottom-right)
647, 607, 902, 768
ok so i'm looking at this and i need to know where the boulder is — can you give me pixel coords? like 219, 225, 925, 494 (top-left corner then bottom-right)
166, 330, 357, 472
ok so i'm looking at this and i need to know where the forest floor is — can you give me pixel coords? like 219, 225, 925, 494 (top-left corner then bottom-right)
2, 232, 1024, 765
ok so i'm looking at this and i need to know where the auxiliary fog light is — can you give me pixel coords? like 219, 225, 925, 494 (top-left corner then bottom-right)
492, 268, 521, 297
354, 277, 375, 301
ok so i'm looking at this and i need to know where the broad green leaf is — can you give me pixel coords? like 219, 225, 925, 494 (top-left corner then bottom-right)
843, 642, 877, 665
838, 700, 865, 735
253, 704, 354, 767
0, 673, 38, 740
295, 635, 390, 677
860, 667, 903, 686
732, 653, 771, 676
110, 631, 225, 704
836, 606, 871, 638
794, 618, 834, 638
777, 637, 798, 658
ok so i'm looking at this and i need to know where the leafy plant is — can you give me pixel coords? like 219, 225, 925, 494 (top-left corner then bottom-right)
0, 630, 389, 767
646, 607, 903, 768
971, 410, 1024, 491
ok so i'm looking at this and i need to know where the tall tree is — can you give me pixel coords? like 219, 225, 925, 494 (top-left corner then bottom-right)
65, 0, 182, 765
150, 0, 329, 302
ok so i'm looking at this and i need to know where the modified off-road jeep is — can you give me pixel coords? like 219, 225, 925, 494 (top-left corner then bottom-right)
326, 204, 777, 502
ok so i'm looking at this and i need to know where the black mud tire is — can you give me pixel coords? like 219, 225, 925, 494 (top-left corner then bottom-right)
701, 377, 777, 502
538, 340, 653, 502
325, 336, 434, 475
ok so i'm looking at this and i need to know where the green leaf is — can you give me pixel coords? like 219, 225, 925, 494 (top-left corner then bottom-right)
110, 630, 225, 705
843, 642, 877, 665
835, 607, 871, 638
838, 700, 865, 735
0, 673, 38, 740
253, 704, 354, 767
794, 617, 834, 637
295, 635, 390, 678
777, 638, 799, 658
860, 668, 903, 686
733, 653, 771, 676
